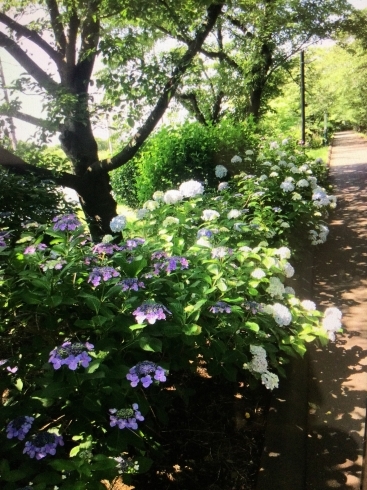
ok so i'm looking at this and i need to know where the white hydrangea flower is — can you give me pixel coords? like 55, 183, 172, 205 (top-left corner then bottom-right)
251, 356, 268, 374
271, 303, 292, 326
280, 181, 295, 192
259, 174, 268, 181
250, 345, 267, 357
261, 372, 279, 390
322, 307, 342, 341
218, 182, 229, 191
152, 191, 164, 202
266, 277, 285, 298
196, 237, 212, 248
290, 166, 301, 174
239, 246, 252, 253
275, 247, 291, 259
292, 192, 302, 201
179, 180, 204, 198
307, 176, 318, 188
262, 161, 272, 166
227, 209, 242, 219
110, 215, 127, 233
284, 286, 295, 295
162, 216, 180, 227
278, 160, 288, 167
283, 262, 295, 278
215, 165, 228, 178
270, 172, 279, 178
143, 200, 160, 211
315, 157, 324, 164
280, 221, 290, 228
297, 179, 309, 188
163, 190, 183, 205
231, 155, 242, 164
301, 300, 316, 311
102, 234, 114, 243
299, 164, 309, 172
251, 268, 266, 279
270, 141, 279, 150
136, 208, 149, 220
202, 209, 220, 221
281, 138, 289, 145
245, 149, 254, 156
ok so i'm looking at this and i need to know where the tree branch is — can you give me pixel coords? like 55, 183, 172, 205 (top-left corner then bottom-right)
0, 32, 60, 92
0, 12, 65, 72
96, 2, 224, 173
0, 109, 60, 131
45, 0, 67, 56
0, 146, 80, 190
176, 92, 208, 125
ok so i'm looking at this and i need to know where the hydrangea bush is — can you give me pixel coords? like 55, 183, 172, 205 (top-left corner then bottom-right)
0, 137, 341, 488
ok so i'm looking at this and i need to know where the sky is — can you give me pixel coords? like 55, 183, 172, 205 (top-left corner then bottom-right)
1, 0, 367, 144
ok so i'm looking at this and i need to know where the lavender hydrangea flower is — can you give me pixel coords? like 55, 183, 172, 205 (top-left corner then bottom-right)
125, 238, 145, 250
110, 215, 127, 233
6, 416, 34, 440
133, 301, 171, 324
119, 278, 145, 291
126, 361, 167, 388
209, 301, 231, 314
109, 404, 144, 430
0, 231, 11, 247
49, 341, 94, 370
211, 247, 233, 259
24, 243, 47, 254
92, 243, 121, 255
88, 266, 120, 286
23, 432, 64, 459
52, 214, 81, 231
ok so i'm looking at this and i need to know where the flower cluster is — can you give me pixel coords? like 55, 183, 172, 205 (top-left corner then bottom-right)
231, 155, 242, 163
133, 301, 171, 324
52, 214, 81, 231
88, 266, 120, 286
202, 209, 220, 221
109, 404, 144, 430
119, 278, 145, 291
227, 209, 242, 219
215, 165, 228, 178
40, 258, 67, 271
322, 307, 342, 341
309, 224, 329, 245
179, 180, 204, 198
92, 243, 121, 255
209, 301, 231, 314
197, 228, 214, 239
126, 361, 167, 388
163, 216, 180, 227
218, 182, 229, 191
6, 416, 34, 440
211, 246, 233, 259
246, 345, 279, 390
0, 231, 9, 247
152, 255, 189, 274
163, 190, 183, 205
24, 243, 47, 254
266, 276, 285, 299
110, 215, 127, 233
244, 301, 264, 314
264, 303, 292, 326
49, 341, 94, 370
23, 432, 64, 459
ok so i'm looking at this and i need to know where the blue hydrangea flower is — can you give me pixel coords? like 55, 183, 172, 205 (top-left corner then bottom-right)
6, 416, 34, 440
110, 215, 127, 233
88, 266, 120, 286
119, 278, 145, 291
49, 341, 94, 370
127, 361, 167, 388
109, 404, 144, 430
209, 301, 232, 314
197, 229, 214, 239
133, 301, 171, 324
52, 214, 81, 231
244, 301, 264, 314
23, 432, 64, 459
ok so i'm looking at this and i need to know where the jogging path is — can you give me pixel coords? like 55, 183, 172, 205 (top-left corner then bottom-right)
257, 131, 367, 490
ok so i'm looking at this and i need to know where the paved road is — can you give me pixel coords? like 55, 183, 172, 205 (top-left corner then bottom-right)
256, 131, 367, 490
308, 131, 367, 490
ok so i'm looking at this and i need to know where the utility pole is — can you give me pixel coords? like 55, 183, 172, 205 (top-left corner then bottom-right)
0, 55, 17, 150
300, 50, 306, 145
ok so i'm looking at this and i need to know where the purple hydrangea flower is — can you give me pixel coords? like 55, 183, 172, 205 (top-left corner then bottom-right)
52, 214, 81, 231
151, 250, 168, 261
119, 278, 145, 291
153, 255, 189, 274
6, 416, 34, 440
125, 238, 145, 250
126, 361, 167, 388
0, 359, 8, 366
49, 341, 94, 370
92, 243, 122, 255
7, 366, 18, 373
244, 301, 264, 314
88, 266, 120, 286
109, 404, 144, 430
23, 431, 64, 459
209, 301, 232, 314
133, 301, 171, 324
0, 231, 10, 248
197, 229, 214, 239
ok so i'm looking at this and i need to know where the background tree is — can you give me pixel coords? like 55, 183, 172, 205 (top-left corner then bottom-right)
0, 0, 223, 239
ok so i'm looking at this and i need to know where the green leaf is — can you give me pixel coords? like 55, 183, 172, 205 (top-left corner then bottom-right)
49, 459, 77, 472
139, 336, 162, 352
183, 323, 202, 336
15, 378, 23, 391
79, 293, 101, 312
216, 278, 227, 291
245, 321, 260, 332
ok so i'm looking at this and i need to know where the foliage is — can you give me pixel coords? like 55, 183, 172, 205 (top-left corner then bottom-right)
0, 138, 341, 488
111, 119, 258, 205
